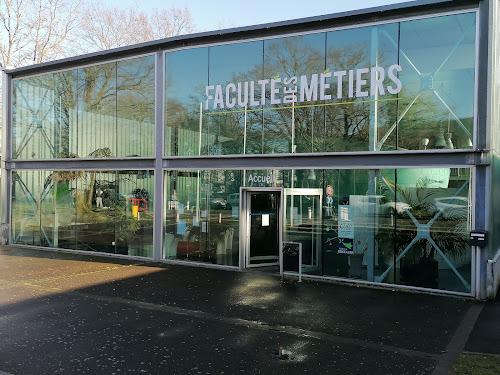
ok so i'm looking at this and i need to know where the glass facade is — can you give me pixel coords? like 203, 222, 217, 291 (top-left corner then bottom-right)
164, 13, 476, 156
12, 170, 154, 257
7, 8, 484, 296
162, 168, 472, 293
13, 55, 155, 159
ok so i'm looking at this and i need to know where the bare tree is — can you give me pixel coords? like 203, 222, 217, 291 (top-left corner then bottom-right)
0, 0, 81, 67
0, 0, 80, 157
214, 18, 238, 31
79, 1, 196, 53
28, 0, 82, 64
149, 7, 195, 39
0, 0, 29, 67
0, 0, 196, 66
78, 2, 147, 51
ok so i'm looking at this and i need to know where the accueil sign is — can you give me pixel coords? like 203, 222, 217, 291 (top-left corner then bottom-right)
247, 174, 276, 185
205, 65, 402, 110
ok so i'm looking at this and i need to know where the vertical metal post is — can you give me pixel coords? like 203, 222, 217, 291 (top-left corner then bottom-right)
243, 105, 247, 184
291, 101, 295, 152
196, 102, 202, 220
474, 166, 489, 299
153, 52, 165, 261
474, 0, 493, 298
369, 27, 379, 151
367, 173, 377, 282
366, 27, 380, 282
279, 188, 284, 279
290, 102, 295, 226
0, 69, 12, 245
239, 187, 246, 269
298, 242, 302, 282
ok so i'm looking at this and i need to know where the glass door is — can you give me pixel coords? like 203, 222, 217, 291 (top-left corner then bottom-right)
246, 191, 280, 267
283, 188, 322, 274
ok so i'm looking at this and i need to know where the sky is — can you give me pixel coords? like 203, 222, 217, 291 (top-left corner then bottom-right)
108, 0, 416, 32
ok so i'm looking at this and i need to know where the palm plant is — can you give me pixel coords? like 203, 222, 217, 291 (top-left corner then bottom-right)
377, 176, 470, 288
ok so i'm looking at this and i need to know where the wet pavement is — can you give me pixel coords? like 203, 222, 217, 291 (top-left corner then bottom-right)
0, 246, 496, 374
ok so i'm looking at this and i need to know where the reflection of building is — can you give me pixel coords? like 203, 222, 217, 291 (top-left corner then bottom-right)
1, 0, 499, 298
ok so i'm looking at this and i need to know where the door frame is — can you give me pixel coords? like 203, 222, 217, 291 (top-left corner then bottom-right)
239, 187, 284, 272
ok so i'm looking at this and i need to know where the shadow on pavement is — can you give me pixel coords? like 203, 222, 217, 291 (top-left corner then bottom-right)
0, 247, 480, 375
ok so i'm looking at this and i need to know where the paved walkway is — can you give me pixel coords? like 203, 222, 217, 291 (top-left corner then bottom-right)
0, 246, 497, 374
464, 288, 500, 355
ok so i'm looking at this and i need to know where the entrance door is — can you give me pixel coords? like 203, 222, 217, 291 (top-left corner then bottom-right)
245, 191, 281, 267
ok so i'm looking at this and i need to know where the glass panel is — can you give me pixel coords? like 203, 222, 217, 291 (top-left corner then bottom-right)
40, 170, 78, 249
13, 56, 155, 160
249, 192, 279, 265
116, 56, 155, 157
13, 71, 78, 159
164, 170, 206, 260
380, 168, 472, 293
116, 170, 154, 257
56, 71, 79, 159
282, 169, 323, 274
397, 13, 476, 151
71, 170, 154, 257
53, 169, 154, 256
320, 169, 397, 282
283, 187, 322, 274
77, 63, 117, 158
12, 170, 78, 249
207, 41, 264, 155
12, 171, 42, 245
326, 24, 400, 152
283, 169, 322, 190
163, 170, 240, 266
161, 13, 475, 156
208, 170, 241, 265
75, 171, 117, 253
165, 48, 208, 156
263, 34, 326, 154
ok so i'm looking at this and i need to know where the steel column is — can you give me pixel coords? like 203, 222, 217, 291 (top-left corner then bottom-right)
0, 70, 12, 244
153, 52, 165, 261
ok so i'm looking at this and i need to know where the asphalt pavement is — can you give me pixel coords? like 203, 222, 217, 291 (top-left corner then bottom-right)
464, 288, 500, 355
0, 246, 497, 375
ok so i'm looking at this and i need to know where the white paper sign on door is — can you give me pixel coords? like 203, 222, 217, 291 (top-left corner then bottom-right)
262, 214, 270, 227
